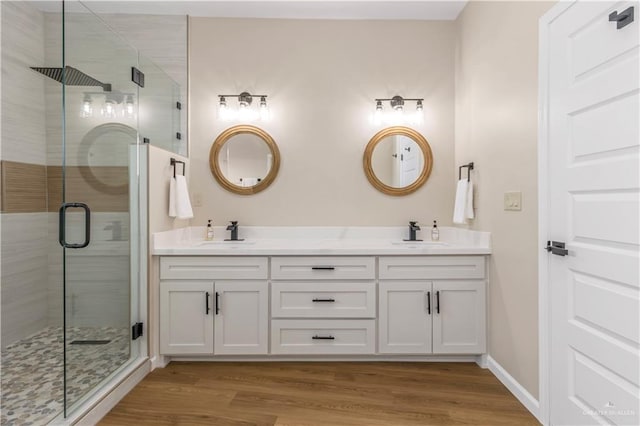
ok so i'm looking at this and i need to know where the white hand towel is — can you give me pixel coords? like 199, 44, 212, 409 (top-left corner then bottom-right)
168, 177, 177, 218
465, 179, 475, 220
453, 179, 469, 224
174, 175, 194, 219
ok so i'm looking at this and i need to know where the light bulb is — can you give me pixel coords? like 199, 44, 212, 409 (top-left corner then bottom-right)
81, 96, 93, 118
259, 96, 270, 121
219, 96, 231, 120
101, 99, 116, 119
124, 95, 135, 119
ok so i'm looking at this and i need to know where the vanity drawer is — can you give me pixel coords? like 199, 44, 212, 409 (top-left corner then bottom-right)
271, 282, 376, 318
271, 319, 375, 354
160, 256, 268, 280
379, 256, 485, 280
271, 257, 375, 280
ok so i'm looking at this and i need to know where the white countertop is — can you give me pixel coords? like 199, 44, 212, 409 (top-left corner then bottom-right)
152, 226, 491, 256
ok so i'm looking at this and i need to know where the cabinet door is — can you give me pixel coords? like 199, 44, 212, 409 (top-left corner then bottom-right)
432, 281, 486, 354
160, 281, 214, 355
214, 281, 269, 355
379, 281, 432, 354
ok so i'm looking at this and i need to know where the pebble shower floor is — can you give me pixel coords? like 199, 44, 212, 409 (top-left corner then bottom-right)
1, 326, 129, 425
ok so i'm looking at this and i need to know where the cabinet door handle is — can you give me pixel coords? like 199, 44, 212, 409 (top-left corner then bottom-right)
312, 266, 335, 270
205, 292, 210, 315
436, 291, 440, 314
312, 335, 335, 340
312, 298, 335, 303
215, 292, 220, 315
426, 291, 431, 315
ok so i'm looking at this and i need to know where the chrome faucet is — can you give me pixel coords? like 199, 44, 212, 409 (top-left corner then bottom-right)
405, 221, 422, 242
225, 221, 243, 241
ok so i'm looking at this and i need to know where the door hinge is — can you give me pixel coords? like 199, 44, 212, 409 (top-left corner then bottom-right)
131, 67, 145, 87
176, 132, 182, 140
132, 322, 144, 340
545, 240, 569, 256
176, 101, 182, 110
609, 6, 634, 30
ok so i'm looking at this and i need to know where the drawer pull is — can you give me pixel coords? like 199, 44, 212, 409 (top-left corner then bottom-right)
312, 335, 335, 340
312, 298, 336, 303
312, 266, 335, 270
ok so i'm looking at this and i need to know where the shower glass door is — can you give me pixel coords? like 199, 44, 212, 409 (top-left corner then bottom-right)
61, 2, 141, 414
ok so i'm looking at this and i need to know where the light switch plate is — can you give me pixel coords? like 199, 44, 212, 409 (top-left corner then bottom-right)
504, 191, 522, 211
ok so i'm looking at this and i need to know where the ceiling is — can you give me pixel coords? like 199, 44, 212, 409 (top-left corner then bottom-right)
34, 1, 468, 20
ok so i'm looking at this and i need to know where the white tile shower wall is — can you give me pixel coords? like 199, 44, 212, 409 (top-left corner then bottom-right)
0, 1, 47, 165
1, 1, 49, 348
47, 212, 131, 328
1, 213, 50, 348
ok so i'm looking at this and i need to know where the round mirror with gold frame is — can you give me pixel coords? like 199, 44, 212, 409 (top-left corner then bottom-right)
363, 126, 433, 196
209, 125, 281, 195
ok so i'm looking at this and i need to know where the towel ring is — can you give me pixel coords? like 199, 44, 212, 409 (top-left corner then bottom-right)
459, 162, 474, 181
170, 158, 186, 178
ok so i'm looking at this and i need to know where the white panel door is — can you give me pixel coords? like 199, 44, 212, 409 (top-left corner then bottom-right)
379, 281, 432, 354
214, 281, 268, 355
160, 281, 214, 355
546, 2, 639, 425
398, 135, 421, 186
432, 281, 486, 354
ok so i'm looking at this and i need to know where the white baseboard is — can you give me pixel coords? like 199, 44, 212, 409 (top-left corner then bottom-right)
72, 359, 151, 425
475, 354, 488, 368
150, 355, 169, 370
487, 356, 541, 423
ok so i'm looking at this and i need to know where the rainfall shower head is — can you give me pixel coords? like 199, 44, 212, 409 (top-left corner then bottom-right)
31, 66, 112, 92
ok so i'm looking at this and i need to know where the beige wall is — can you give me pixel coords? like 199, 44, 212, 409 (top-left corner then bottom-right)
189, 18, 456, 226
455, 1, 553, 398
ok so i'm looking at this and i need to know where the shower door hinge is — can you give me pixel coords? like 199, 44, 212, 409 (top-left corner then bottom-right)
176, 132, 182, 140
132, 322, 144, 340
131, 67, 145, 87
176, 101, 182, 110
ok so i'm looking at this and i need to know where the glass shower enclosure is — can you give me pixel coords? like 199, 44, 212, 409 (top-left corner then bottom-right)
1, 0, 181, 423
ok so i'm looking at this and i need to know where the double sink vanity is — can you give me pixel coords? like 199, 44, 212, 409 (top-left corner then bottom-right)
153, 225, 490, 361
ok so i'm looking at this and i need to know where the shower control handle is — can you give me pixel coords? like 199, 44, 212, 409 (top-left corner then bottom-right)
59, 202, 91, 248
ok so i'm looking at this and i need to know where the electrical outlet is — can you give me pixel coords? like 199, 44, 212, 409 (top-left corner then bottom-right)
192, 192, 203, 207
504, 191, 522, 211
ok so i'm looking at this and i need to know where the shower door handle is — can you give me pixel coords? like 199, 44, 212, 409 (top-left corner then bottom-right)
59, 202, 91, 248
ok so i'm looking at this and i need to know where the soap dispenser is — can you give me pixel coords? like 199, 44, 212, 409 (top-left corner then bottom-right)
431, 220, 440, 241
205, 219, 214, 241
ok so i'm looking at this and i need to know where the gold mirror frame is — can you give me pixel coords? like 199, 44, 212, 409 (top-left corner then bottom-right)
363, 126, 433, 196
209, 125, 281, 195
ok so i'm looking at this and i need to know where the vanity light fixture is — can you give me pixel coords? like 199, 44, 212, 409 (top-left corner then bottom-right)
373, 95, 424, 125
81, 91, 136, 120
218, 92, 270, 122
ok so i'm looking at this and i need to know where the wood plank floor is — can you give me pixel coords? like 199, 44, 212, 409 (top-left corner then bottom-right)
100, 362, 538, 426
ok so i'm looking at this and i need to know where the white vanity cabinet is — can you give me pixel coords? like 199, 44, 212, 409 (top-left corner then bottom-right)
159, 257, 269, 356
270, 256, 377, 355
378, 257, 487, 355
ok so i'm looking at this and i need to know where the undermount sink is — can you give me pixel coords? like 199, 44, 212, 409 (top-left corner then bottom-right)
196, 240, 256, 246
391, 241, 449, 246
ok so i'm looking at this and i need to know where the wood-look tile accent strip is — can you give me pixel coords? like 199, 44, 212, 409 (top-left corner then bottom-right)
47, 166, 129, 213
0, 160, 47, 213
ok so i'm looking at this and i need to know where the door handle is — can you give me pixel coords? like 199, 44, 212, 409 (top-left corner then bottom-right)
215, 292, 220, 315
545, 240, 568, 256
436, 291, 440, 314
426, 291, 431, 315
205, 292, 210, 315
59, 202, 91, 248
